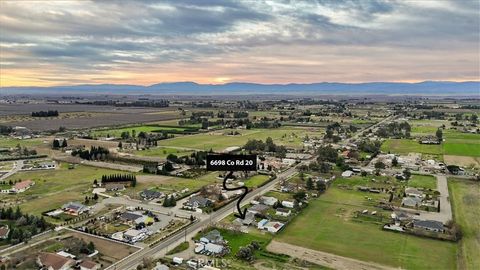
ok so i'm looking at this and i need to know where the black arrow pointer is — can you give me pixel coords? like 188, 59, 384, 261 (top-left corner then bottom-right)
222, 171, 248, 219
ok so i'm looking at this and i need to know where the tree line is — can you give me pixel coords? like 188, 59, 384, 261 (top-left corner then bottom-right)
31, 110, 59, 117
72, 146, 109, 161
101, 174, 137, 187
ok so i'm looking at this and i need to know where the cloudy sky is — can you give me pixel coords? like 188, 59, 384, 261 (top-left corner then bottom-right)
0, 0, 479, 87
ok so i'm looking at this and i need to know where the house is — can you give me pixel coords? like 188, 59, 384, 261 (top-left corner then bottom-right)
62, 202, 88, 215
341, 170, 354, 178
275, 208, 291, 217
391, 211, 411, 221
200, 229, 224, 244
401, 197, 422, 208
247, 204, 269, 216
123, 229, 147, 243
152, 263, 170, 270
120, 212, 144, 224
413, 219, 445, 232
405, 187, 424, 198
183, 196, 212, 210
257, 219, 284, 233
79, 260, 100, 270
140, 189, 164, 200
56, 251, 76, 259
281, 200, 295, 208
105, 183, 125, 192
11, 180, 35, 193
204, 243, 226, 254
0, 225, 10, 239
37, 252, 75, 270
259, 196, 278, 206
236, 212, 256, 226
39, 161, 56, 169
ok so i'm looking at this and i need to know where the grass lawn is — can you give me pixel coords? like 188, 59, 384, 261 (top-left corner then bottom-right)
244, 174, 270, 188
381, 139, 443, 155
443, 143, 480, 157
0, 137, 44, 148
276, 187, 457, 269
1, 163, 125, 216
408, 174, 437, 190
166, 241, 189, 255
134, 147, 194, 158
159, 127, 324, 151
448, 178, 480, 270
91, 124, 190, 137
217, 228, 273, 257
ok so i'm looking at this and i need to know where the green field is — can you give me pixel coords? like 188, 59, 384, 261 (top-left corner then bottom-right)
244, 174, 271, 188
448, 178, 480, 270
2, 163, 125, 216
276, 187, 457, 269
0, 137, 44, 148
381, 139, 443, 155
158, 128, 324, 151
91, 125, 189, 137
443, 143, 480, 157
408, 174, 437, 190
134, 147, 194, 158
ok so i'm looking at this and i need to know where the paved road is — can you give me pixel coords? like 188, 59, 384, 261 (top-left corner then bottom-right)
106, 165, 300, 270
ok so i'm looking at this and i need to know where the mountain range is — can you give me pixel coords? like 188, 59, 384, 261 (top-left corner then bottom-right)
2, 81, 479, 96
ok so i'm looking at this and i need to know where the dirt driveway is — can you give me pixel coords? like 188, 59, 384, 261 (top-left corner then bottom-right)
267, 240, 399, 270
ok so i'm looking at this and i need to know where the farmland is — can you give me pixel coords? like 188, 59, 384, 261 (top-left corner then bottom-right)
134, 146, 195, 158
408, 174, 437, 190
381, 139, 443, 155
159, 127, 324, 151
1, 163, 125, 216
276, 187, 457, 269
448, 178, 480, 270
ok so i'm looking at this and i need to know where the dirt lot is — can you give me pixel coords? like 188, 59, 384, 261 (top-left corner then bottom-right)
444, 155, 480, 168
267, 240, 396, 270
69, 231, 139, 263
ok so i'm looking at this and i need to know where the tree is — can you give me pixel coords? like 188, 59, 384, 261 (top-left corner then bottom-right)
61, 139, 68, 148
293, 191, 306, 202
306, 177, 314, 190
118, 141, 123, 149
392, 157, 398, 167
52, 139, 60, 149
374, 161, 386, 170
436, 128, 443, 142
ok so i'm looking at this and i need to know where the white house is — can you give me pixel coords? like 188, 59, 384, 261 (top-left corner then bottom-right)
275, 208, 291, 217
281, 200, 295, 208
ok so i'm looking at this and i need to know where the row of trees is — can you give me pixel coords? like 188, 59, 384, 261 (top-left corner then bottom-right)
100, 174, 137, 187
162, 195, 176, 207
376, 122, 411, 138
31, 110, 59, 117
72, 146, 109, 161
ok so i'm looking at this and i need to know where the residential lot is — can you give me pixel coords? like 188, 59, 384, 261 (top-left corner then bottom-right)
275, 187, 457, 269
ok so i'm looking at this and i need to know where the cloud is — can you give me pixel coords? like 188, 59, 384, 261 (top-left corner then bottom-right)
0, 0, 478, 86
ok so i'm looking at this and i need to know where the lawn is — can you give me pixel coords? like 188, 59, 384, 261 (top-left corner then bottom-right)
443, 143, 480, 157
0, 137, 44, 148
91, 124, 190, 137
448, 178, 480, 270
276, 187, 457, 269
408, 174, 437, 190
244, 174, 271, 188
158, 127, 324, 151
381, 139, 443, 155
134, 147, 194, 158
1, 163, 125, 216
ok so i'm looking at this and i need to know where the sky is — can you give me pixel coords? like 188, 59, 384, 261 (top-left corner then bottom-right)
0, 0, 479, 87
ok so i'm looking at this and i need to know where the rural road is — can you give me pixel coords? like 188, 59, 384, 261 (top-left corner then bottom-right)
106, 164, 301, 270
0, 160, 23, 181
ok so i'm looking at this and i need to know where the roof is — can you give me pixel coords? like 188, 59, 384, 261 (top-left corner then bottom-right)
187, 196, 211, 207
38, 252, 74, 270
413, 219, 444, 231
121, 212, 143, 221
203, 229, 223, 243
124, 229, 143, 237
62, 201, 86, 211
341, 170, 353, 177
405, 187, 423, 195
0, 226, 9, 238
80, 260, 98, 269
402, 197, 422, 206
13, 180, 33, 190
204, 243, 224, 254
276, 208, 290, 213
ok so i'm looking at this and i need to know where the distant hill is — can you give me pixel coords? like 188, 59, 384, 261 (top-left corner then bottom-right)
2, 81, 479, 96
